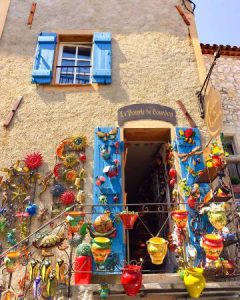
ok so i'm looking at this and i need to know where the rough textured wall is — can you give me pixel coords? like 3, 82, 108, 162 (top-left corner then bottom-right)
204, 55, 240, 136
0, 1, 205, 298
0, 0, 205, 175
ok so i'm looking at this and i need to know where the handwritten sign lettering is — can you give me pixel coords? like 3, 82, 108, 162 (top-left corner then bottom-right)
118, 104, 177, 126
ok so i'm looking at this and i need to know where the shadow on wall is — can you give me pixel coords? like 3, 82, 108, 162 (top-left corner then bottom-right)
0, 0, 188, 57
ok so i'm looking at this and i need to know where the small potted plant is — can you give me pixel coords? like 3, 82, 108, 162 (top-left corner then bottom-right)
74, 243, 92, 284
118, 211, 138, 230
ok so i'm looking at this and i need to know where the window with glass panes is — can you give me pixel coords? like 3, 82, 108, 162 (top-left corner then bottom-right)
56, 44, 92, 84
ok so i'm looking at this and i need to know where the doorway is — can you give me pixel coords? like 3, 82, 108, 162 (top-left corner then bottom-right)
124, 128, 176, 273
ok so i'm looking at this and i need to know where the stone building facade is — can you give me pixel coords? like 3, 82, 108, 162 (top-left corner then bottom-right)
202, 45, 240, 196
0, 1, 239, 299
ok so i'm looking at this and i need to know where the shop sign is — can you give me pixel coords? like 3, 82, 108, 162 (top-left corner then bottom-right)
205, 88, 223, 138
118, 104, 177, 126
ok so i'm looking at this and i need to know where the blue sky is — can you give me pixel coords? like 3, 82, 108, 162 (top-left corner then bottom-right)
195, 0, 240, 46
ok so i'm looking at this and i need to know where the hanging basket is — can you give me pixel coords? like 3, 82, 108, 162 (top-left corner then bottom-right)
118, 212, 138, 230
121, 264, 142, 296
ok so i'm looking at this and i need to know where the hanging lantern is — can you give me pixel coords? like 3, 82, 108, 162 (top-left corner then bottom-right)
91, 237, 111, 264
172, 210, 188, 229
146, 237, 168, 265
4, 251, 20, 273
65, 211, 86, 234
202, 234, 223, 261
121, 265, 142, 296
118, 212, 138, 230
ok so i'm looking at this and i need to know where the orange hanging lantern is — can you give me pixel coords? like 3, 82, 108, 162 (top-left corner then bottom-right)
171, 210, 188, 229
65, 211, 85, 234
202, 234, 223, 261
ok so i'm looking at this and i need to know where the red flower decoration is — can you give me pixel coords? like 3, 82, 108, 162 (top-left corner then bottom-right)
184, 128, 194, 138
24, 152, 43, 169
60, 191, 75, 205
53, 163, 64, 179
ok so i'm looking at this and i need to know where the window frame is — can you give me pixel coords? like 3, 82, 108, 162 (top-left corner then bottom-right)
56, 42, 93, 85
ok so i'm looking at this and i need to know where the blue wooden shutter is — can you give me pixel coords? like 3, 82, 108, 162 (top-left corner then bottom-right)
92, 32, 112, 84
92, 127, 124, 274
32, 32, 57, 84
175, 128, 211, 265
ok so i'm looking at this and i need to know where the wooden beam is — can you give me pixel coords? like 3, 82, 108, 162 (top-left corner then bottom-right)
0, 0, 10, 38
176, 100, 197, 128
3, 96, 23, 128
27, 2, 37, 26
175, 5, 190, 26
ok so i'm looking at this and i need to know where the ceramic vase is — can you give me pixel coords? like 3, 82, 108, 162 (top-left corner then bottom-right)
91, 237, 111, 264
65, 211, 85, 234
183, 268, 206, 298
172, 210, 188, 229
202, 234, 223, 261
208, 210, 227, 230
74, 256, 92, 284
4, 251, 20, 273
121, 265, 142, 296
146, 237, 168, 265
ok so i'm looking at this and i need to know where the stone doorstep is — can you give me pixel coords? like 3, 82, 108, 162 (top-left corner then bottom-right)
57, 275, 240, 297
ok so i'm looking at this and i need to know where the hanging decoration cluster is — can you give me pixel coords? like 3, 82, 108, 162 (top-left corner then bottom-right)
0, 129, 239, 300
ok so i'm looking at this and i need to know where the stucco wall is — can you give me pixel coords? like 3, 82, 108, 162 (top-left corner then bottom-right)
0, 0, 207, 299
204, 55, 240, 152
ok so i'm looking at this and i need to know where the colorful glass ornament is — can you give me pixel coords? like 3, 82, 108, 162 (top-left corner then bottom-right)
24, 152, 43, 169
70, 135, 87, 150
4, 251, 20, 273
60, 191, 75, 205
65, 211, 85, 234
53, 163, 64, 179
63, 169, 78, 183
51, 183, 65, 197
169, 168, 176, 178
26, 203, 38, 216
63, 153, 78, 167
99, 283, 109, 299
98, 195, 108, 204
79, 152, 87, 163
56, 139, 71, 159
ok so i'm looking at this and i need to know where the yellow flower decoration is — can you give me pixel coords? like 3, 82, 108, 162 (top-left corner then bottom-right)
70, 135, 87, 151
